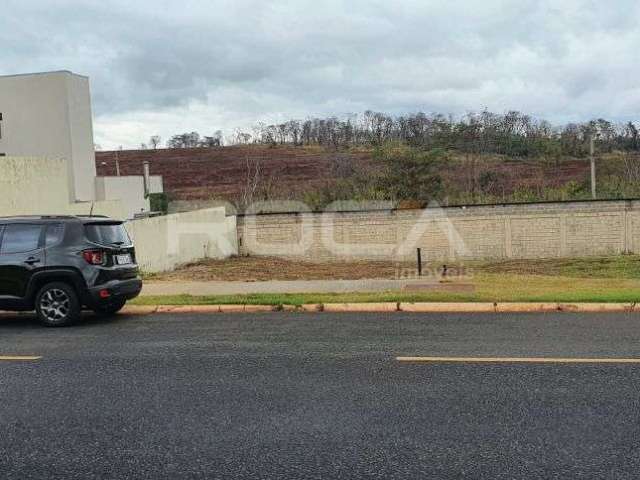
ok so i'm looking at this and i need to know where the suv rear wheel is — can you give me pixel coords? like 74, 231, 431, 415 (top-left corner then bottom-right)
35, 282, 81, 327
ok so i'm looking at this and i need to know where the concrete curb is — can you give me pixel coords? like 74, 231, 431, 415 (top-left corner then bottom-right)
401, 302, 496, 313
401, 302, 637, 313
1, 302, 637, 319
116, 302, 640, 316
323, 302, 399, 312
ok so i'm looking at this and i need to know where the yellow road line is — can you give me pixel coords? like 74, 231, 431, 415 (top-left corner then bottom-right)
396, 356, 640, 364
0, 356, 42, 361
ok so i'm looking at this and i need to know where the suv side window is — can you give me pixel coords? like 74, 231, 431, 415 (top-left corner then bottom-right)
0, 224, 44, 254
45, 223, 64, 247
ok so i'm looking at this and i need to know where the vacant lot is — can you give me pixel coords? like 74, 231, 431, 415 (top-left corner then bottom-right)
146, 256, 417, 282
139, 255, 640, 305
147, 255, 640, 282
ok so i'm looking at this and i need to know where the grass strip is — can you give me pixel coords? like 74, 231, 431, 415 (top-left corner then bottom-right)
133, 273, 640, 306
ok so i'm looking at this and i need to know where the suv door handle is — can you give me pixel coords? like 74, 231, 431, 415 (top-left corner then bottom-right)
24, 257, 41, 265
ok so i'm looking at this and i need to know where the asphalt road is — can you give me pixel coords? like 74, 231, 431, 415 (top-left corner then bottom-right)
2, 312, 640, 479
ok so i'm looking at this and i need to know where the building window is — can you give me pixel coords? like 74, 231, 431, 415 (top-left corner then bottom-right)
0, 112, 3, 139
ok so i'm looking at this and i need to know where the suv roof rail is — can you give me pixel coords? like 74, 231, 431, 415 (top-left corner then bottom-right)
0, 214, 113, 221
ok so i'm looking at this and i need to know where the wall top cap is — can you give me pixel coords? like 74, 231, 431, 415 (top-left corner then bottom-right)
0, 70, 88, 80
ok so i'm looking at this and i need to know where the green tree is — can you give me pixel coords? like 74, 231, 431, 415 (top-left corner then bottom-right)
375, 144, 446, 202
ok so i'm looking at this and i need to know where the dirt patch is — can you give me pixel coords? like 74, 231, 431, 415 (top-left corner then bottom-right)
148, 256, 418, 282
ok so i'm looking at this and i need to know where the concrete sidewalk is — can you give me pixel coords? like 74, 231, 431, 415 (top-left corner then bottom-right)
142, 278, 442, 296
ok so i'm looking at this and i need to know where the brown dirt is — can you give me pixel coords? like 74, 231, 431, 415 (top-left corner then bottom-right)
147, 256, 417, 282
96, 145, 373, 202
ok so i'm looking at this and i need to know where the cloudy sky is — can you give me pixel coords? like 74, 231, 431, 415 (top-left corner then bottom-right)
2, 0, 639, 149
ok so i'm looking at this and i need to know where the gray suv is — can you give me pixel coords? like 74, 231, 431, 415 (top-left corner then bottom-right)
0, 215, 142, 326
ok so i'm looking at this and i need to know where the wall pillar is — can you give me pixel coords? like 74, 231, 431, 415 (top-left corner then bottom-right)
559, 214, 568, 257
504, 217, 513, 259
623, 208, 632, 254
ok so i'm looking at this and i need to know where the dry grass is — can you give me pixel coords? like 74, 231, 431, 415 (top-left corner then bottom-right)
476, 256, 640, 279
145, 255, 640, 283
146, 256, 416, 282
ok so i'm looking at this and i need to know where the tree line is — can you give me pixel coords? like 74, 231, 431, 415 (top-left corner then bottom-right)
149, 110, 639, 159
229, 111, 639, 158
134, 131, 224, 150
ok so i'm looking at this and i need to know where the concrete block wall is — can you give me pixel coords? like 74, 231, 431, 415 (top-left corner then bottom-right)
237, 200, 640, 262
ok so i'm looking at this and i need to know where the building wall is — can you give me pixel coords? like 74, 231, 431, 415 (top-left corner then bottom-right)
126, 207, 237, 273
0, 71, 96, 201
148, 175, 164, 194
66, 200, 127, 220
95, 175, 165, 219
0, 157, 71, 216
237, 200, 640, 262
65, 73, 98, 202
0, 156, 125, 219
96, 176, 150, 219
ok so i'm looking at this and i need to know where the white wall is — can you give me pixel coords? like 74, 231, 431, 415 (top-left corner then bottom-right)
0, 157, 71, 216
0, 71, 159, 219
0, 156, 125, 219
67, 200, 127, 220
0, 71, 96, 202
125, 207, 238, 273
149, 175, 164, 194
65, 73, 98, 202
96, 176, 150, 219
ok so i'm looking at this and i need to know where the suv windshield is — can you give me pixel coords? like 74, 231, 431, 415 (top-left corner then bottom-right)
84, 222, 131, 246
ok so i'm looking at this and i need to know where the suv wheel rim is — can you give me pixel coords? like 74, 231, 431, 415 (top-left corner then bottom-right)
40, 289, 70, 322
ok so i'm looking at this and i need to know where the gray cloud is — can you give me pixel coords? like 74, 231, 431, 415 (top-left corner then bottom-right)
1, 0, 639, 148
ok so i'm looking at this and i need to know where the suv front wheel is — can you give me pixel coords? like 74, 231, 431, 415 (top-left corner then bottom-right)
35, 282, 81, 327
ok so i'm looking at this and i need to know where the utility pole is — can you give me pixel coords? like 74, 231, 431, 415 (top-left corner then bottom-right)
115, 150, 121, 177
590, 134, 596, 199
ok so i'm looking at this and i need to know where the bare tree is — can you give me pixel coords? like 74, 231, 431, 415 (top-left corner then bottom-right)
622, 152, 640, 182
239, 156, 262, 210
149, 136, 161, 149
232, 129, 253, 145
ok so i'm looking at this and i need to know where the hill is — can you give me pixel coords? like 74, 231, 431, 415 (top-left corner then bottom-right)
95, 145, 610, 207
96, 146, 372, 202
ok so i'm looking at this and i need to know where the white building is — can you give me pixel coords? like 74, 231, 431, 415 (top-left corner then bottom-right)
0, 70, 162, 219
